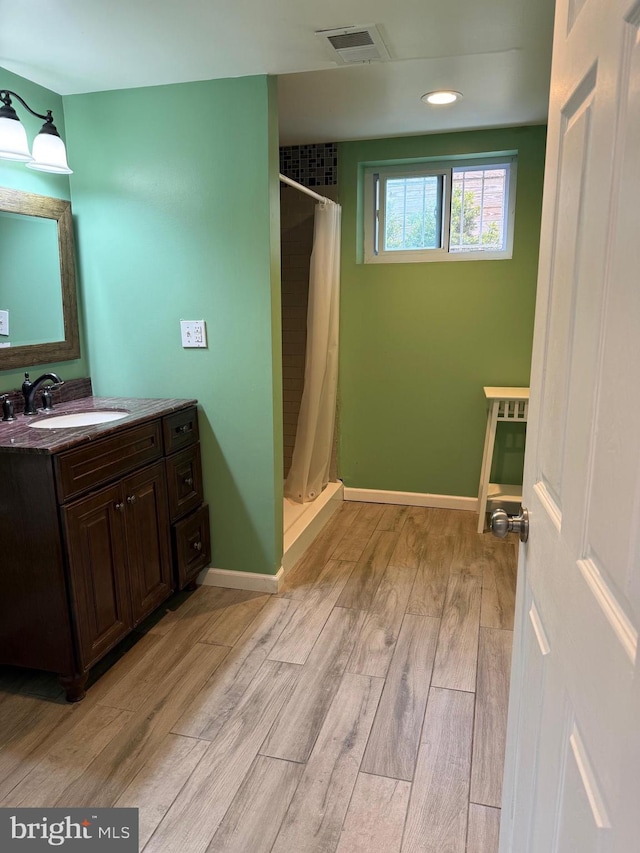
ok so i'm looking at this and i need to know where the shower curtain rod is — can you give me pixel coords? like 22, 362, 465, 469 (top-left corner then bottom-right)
279, 173, 330, 204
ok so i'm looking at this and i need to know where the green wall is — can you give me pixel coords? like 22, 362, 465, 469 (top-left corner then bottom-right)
338, 125, 546, 497
63, 75, 283, 576
0, 67, 87, 388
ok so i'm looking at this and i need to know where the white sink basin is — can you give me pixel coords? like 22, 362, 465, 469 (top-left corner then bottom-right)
28, 410, 129, 429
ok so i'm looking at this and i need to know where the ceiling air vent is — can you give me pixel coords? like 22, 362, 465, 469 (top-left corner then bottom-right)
316, 24, 390, 65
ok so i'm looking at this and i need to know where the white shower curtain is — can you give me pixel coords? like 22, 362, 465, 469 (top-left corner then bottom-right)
284, 199, 342, 503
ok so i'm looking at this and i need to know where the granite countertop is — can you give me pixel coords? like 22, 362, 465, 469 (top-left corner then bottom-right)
0, 396, 197, 454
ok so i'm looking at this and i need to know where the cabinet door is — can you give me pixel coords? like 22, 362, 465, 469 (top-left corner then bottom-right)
124, 461, 173, 625
64, 484, 132, 669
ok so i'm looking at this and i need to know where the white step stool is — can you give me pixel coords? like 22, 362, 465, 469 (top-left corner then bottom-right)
477, 386, 529, 533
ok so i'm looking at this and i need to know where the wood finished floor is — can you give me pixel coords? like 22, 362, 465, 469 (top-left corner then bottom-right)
0, 502, 517, 853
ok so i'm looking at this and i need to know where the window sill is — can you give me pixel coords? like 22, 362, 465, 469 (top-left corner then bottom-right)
363, 250, 514, 264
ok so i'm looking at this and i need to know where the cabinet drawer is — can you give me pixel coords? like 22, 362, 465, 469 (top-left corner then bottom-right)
163, 407, 199, 454
173, 504, 210, 588
55, 420, 163, 502
166, 443, 203, 522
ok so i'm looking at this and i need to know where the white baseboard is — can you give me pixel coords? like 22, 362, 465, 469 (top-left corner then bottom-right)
343, 487, 479, 512
196, 487, 474, 594
198, 566, 284, 594
198, 482, 344, 595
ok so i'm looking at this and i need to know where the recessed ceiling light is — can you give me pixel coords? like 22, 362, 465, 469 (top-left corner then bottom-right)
421, 90, 463, 105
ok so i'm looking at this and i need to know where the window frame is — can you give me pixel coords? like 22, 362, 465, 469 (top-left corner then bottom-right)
363, 155, 517, 264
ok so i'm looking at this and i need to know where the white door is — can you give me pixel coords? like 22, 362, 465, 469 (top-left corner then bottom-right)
500, 0, 640, 850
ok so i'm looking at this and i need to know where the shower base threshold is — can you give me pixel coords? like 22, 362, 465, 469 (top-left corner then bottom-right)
283, 481, 343, 573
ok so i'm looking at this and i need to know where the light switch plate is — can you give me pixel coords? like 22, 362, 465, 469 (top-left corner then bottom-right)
180, 320, 207, 348
0, 309, 9, 336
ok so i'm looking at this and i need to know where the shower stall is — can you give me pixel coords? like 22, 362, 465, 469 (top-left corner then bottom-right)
279, 172, 343, 568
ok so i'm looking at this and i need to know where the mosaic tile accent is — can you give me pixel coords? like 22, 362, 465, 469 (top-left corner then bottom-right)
279, 143, 338, 187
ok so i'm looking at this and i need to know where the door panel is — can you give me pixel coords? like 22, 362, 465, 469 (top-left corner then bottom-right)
536, 82, 594, 518
586, 10, 640, 605
510, 597, 549, 853
555, 725, 611, 852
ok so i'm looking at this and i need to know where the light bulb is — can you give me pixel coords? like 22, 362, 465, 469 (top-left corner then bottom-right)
421, 91, 463, 106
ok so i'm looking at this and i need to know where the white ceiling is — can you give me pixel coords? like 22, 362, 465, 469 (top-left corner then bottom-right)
1, 0, 555, 144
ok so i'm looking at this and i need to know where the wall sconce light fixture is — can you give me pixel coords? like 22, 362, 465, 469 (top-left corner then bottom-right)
0, 89, 72, 174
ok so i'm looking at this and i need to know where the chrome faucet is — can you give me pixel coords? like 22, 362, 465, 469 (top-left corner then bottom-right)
21, 372, 64, 415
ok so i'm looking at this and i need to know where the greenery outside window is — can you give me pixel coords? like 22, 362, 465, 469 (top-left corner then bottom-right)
364, 156, 517, 263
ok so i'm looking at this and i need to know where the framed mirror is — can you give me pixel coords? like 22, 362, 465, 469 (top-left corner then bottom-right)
0, 187, 80, 370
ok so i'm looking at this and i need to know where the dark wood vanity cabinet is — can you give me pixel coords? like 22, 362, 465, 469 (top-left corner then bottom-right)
0, 404, 210, 702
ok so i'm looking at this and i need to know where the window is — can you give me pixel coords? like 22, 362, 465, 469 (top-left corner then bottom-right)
364, 156, 516, 263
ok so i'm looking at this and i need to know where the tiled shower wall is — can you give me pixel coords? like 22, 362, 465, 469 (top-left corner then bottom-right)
280, 179, 339, 479
279, 143, 338, 187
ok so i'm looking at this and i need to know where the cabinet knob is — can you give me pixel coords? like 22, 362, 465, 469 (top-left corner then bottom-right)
193, 540, 203, 552
176, 424, 189, 434
115, 502, 125, 512
126, 494, 137, 505
184, 476, 194, 487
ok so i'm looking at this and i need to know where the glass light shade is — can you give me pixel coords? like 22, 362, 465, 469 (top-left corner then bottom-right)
27, 131, 73, 174
421, 90, 463, 105
0, 115, 33, 161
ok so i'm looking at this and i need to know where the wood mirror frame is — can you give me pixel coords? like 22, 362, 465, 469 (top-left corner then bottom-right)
0, 187, 80, 370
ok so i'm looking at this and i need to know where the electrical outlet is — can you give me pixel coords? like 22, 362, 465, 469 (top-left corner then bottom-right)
0, 309, 9, 336
180, 320, 207, 348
